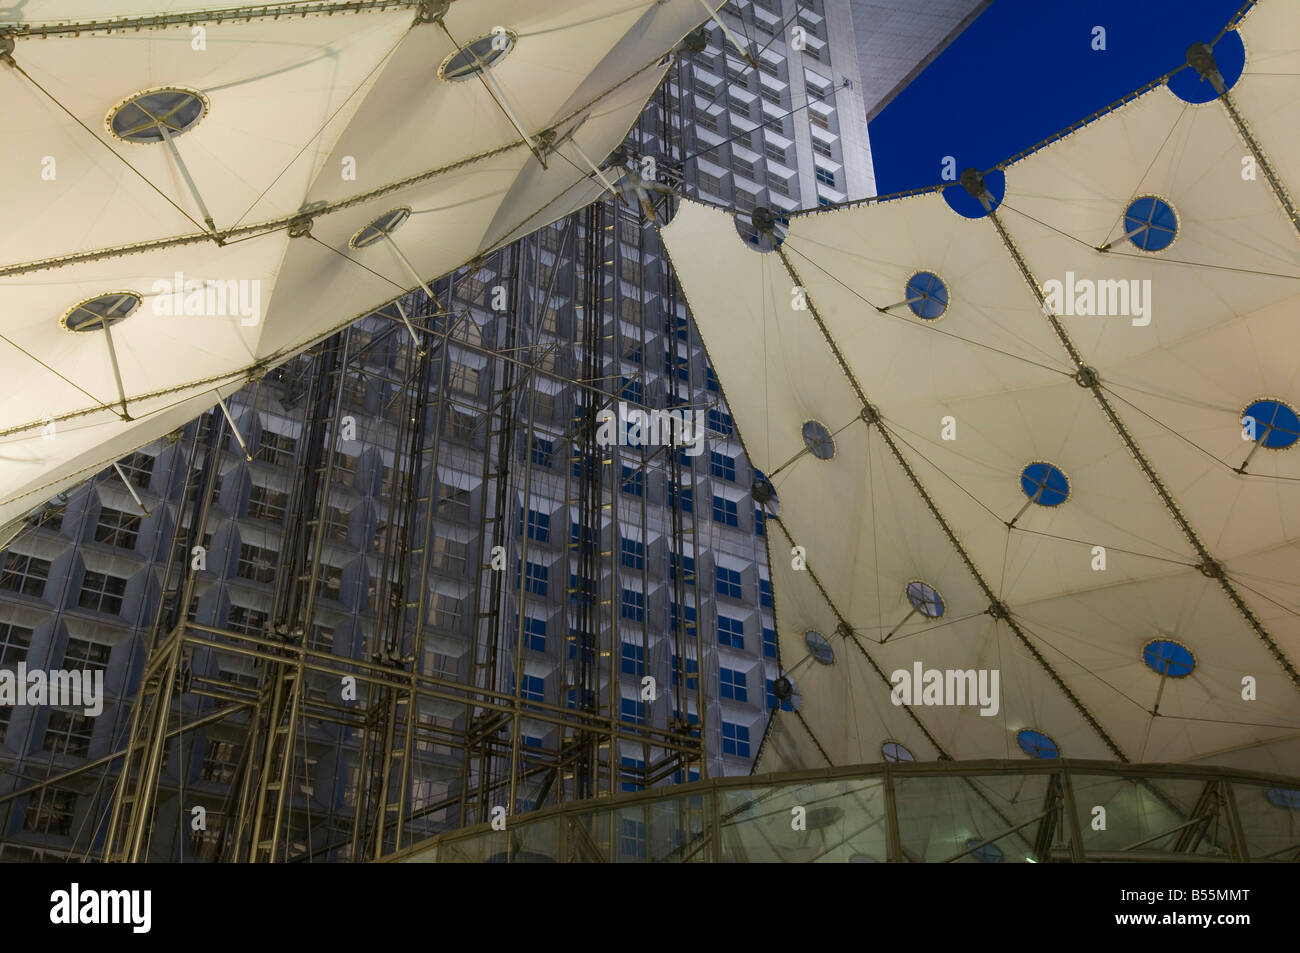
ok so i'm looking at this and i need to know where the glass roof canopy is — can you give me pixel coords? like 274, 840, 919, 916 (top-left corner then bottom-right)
388, 760, 1300, 863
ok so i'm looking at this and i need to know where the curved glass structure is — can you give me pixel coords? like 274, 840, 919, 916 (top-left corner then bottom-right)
391, 760, 1300, 863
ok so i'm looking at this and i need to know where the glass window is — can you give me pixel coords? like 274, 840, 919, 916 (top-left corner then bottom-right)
719, 667, 747, 701
718, 615, 745, 649
78, 571, 127, 614
93, 507, 141, 549
0, 554, 51, 597
716, 566, 743, 599
721, 721, 750, 758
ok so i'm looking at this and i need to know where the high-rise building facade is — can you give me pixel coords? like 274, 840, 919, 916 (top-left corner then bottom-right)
0, 1, 979, 862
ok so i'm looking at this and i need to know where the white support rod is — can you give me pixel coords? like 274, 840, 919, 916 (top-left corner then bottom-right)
215, 393, 253, 461
391, 298, 425, 353
1098, 223, 1151, 253
380, 233, 442, 310
159, 122, 219, 238
468, 46, 544, 167
112, 462, 151, 517
100, 319, 132, 421
567, 140, 624, 197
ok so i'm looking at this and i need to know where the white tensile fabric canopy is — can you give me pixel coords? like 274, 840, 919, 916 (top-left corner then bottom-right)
0, 0, 718, 528
662, 4, 1300, 776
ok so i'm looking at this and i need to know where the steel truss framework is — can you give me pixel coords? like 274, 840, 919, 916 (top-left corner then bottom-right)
0, 66, 731, 861
386, 759, 1300, 863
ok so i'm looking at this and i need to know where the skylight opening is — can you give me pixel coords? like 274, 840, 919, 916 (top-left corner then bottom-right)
108, 88, 207, 143
804, 630, 833, 665
906, 580, 945, 619
1242, 399, 1300, 450
882, 740, 914, 763
1142, 639, 1195, 678
1016, 728, 1059, 759
1020, 462, 1069, 507
440, 31, 517, 81
1123, 196, 1178, 252
61, 292, 142, 333
905, 271, 948, 320
801, 420, 834, 460
350, 207, 411, 249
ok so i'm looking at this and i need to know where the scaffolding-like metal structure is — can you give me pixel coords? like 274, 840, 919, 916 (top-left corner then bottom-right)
0, 61, 727, 862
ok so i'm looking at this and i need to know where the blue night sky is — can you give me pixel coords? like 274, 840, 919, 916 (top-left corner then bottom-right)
868, 0, 1253, 194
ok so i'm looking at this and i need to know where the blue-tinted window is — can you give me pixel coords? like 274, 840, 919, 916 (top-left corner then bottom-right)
671, 602, 697, 639
521, 615, 547, 652
620, 377, 643, 404
567, 628, 595, 665
517, 560, 548, 596
621, 642, 646, 676
710, 451, 736, 481
671, 654, 699, 689
762, 626, 777, 659
620, 538, 645, 570
815, 166, 836, 187
718, 615, 744, 649
713, 495, 739, 526
620, 697, 646, 724
720, 667, 747, 702
669, 482, 694, 513
620, 589, 645, 622
518, 507, 551, 541
670, 552, 695, 582
754, 508, 765, 536
620, 758, 646, 795
721, 721, 750, 758
707, 409, 733, 436
519, 674, 545, 702
759, 578, 772, 608
705, 366, 719, 393
621, 465, 644, 497
571, 445, 589, 478
531, 437, 553, 467
716, 566, 742, 599
568, 572, 596, 605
